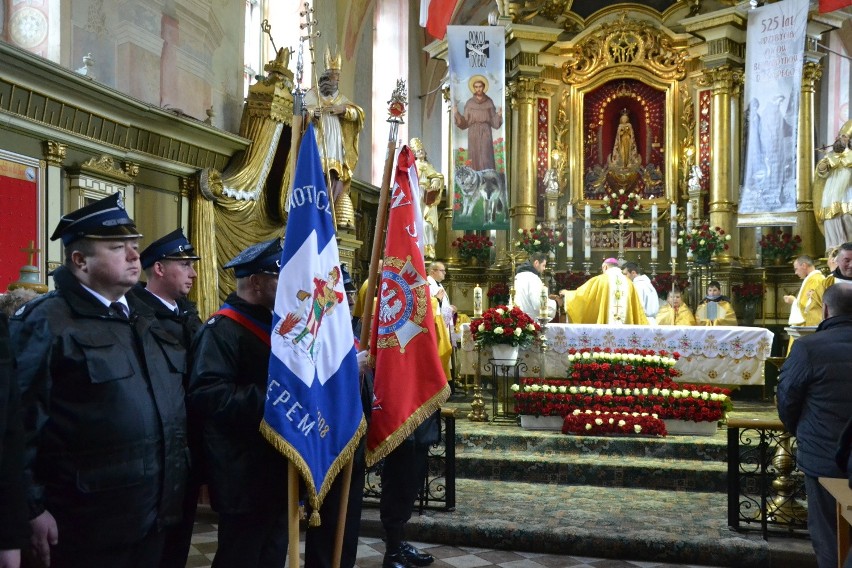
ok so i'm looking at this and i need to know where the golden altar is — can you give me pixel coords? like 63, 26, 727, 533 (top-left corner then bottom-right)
459, 323, 774, 386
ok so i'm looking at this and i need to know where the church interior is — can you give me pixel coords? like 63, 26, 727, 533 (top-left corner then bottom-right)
2, 0, 851, 566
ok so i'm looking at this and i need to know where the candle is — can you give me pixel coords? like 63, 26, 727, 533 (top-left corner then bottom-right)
539, 286, 549, 319
566, 203, 574, 260
650, 202, 658, 261
584, 203, 591, 260
670, 203, 678, 259
686, 200, 694, 232
473, 284, 483, 317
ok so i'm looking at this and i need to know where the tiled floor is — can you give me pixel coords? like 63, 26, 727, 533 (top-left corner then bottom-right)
185, 510, 720, 568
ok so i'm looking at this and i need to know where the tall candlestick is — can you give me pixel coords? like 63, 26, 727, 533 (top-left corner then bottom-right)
539, 286, 549, 319
670, 203, 678, 259
650, 202, 658, 261
584, 203, 591, 260
473, 284, 483, 317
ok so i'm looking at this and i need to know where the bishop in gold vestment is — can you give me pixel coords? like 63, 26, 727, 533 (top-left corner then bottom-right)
563, 259, 649, 325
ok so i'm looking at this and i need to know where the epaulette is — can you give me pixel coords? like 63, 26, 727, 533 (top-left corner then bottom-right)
10, 291, 57, 321
205, 313, 225, 327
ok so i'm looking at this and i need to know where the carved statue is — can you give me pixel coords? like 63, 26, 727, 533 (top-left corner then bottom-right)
410, 138, 444, 259
688, 164, 702, 193
609, 110, 641, 170
813, 119, 852, 250
303, 46, 365, 229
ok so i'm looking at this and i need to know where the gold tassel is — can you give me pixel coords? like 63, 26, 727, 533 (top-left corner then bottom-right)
308, 496, 321, 527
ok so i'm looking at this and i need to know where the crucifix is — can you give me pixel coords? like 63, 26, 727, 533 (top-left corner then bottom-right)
607, 211, 633, 263
21, 240, 39, 266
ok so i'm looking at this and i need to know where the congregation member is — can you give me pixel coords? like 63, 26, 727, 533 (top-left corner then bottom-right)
513, 252, 558, 321
564, 258, 648, 325
777, 284, 852, 568
10, 193, 189, 568
695, 281, 737, 326
1, 313, 27, 568
826, 246, 840, 274
187, 238, 289, 568
621, 261, 660, 324
129, 228, 203, 568
655, 289, 696, 326
823, 241, 852, 288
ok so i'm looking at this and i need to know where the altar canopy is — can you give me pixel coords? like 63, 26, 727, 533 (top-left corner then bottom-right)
459, 323, 774, 386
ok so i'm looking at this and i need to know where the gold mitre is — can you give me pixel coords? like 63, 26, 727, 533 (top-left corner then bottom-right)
324, 46, 342, 71
840, 119, 852, 138
410, 137, 424, 152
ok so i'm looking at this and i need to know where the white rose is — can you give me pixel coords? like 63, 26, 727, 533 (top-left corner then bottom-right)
496, 308, 505, 316
618, 189, 625, 195
585, 423, 592, 431
615, 388, 623, 395
595, 418, 603, 426
618, 420, 626, 427
536, 224, 542, 230
569, 386, 578, 394
710, 393, 719, 401
533, 240, 541, 245
606, 206, 612, 213
605, 389, 613, 396
517, 228, 523, 234
725, 234, 732, 241
672, 391, 682, 399
691, 390, 701, 398
526, 324, 535, 331
641, 388, 649, 396
478, 324, 486, 332
661, 389, 670, 397
621, 204, 628, 210
558, 242, 565, 247
514, 328, 522, 337
510, 384, 519, 392
634, 425, 642, 433
582, 352, 591, 359
596, 389, 604, 396
652, 388, 660, 396
677, 238, 683, 245
558, 386, 567, 394
701, 392, 709, 400
494, 326, 504, 335
573, 409, 581, 415
531, 384, 541, 392
608, 418, 614, 425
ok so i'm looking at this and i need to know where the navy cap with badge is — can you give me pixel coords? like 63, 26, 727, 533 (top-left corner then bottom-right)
50, 192, 143, 246
341, 265, 356, 293
223, 238, 283, 278
139, 228, 201, 269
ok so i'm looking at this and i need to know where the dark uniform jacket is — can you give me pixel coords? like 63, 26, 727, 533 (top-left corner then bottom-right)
129, 283, 203, 352
778, 314, 852, 478
9, 266, 189, 549
188, 292, 288, 515
0, 313, 29, 551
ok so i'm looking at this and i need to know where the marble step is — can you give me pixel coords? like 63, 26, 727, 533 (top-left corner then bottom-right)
454, 449, 729, 493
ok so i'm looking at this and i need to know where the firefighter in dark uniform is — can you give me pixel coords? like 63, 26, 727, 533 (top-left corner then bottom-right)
187, 238, 289, 568
10, 192, 189, 568
129, 228, 202, 568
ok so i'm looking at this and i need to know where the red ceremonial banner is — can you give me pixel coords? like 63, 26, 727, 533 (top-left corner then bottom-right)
366, 147, 450, 465
819, 0, 852, 12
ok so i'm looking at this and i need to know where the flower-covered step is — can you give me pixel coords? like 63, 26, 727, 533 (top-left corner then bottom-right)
512, 347, 732, 437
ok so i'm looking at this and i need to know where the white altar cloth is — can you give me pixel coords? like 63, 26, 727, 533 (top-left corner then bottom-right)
459, 323, 774, 386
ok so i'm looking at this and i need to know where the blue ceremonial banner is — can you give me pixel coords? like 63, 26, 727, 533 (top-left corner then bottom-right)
261, 123, 366, 515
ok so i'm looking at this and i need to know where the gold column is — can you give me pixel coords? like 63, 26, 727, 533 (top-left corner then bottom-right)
798, 62, 822, 259
510, 77, 540, 234
704, 66, 742, 264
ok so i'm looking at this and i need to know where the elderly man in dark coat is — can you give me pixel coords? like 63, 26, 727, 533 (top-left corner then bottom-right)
778, 283, 852, 568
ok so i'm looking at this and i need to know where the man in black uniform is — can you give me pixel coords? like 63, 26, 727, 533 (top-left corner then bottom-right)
188, 238, 289, 568
130, 228, 203, 568
10, 192, 189, 568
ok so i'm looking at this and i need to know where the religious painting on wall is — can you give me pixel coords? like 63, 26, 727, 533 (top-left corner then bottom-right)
447, 25, 508, 231
739, 0, 807, 226
582, 79, 666, 202
0, 150, 42, 291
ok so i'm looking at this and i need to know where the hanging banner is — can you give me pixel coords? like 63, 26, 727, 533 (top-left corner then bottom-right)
739, 0, 808, 227
447, 25, 508, 231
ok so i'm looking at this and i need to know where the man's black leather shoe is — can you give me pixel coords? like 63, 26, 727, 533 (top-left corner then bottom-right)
382, 551, 413, 568
399, 542, 434, 566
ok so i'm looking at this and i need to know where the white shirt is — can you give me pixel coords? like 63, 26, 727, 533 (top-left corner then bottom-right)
513, 271, 556, 321
632, 274, 660, 322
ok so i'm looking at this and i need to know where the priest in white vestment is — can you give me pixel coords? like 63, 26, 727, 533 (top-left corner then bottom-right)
513, 252, 557, 321
563, 258, 649, 325
622, 261, 660, 324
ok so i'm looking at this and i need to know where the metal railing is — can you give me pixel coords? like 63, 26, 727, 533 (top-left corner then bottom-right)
363, 407, 456, 511
727, 417, 808, 539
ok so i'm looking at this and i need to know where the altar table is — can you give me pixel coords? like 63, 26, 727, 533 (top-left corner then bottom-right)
459, 323, 774, 386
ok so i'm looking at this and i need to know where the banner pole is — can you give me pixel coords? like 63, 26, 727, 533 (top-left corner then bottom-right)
359, 80, 408, 350
331, 459, 354, 568
288, 464, 300, 568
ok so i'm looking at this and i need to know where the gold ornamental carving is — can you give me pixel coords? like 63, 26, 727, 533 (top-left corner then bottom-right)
680, 89, 695, 200
42, 141, 66, 167
561, 13, 688, 85
802, 62, 823, 89
697, 66, 743, 96
81, 155, 133, 183
123, 162, 139, 179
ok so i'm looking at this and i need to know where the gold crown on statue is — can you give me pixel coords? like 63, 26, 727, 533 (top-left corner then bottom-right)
324, 46, 342, 71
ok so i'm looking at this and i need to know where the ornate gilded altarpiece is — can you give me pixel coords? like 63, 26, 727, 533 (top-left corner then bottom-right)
558, 14, 689, 208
